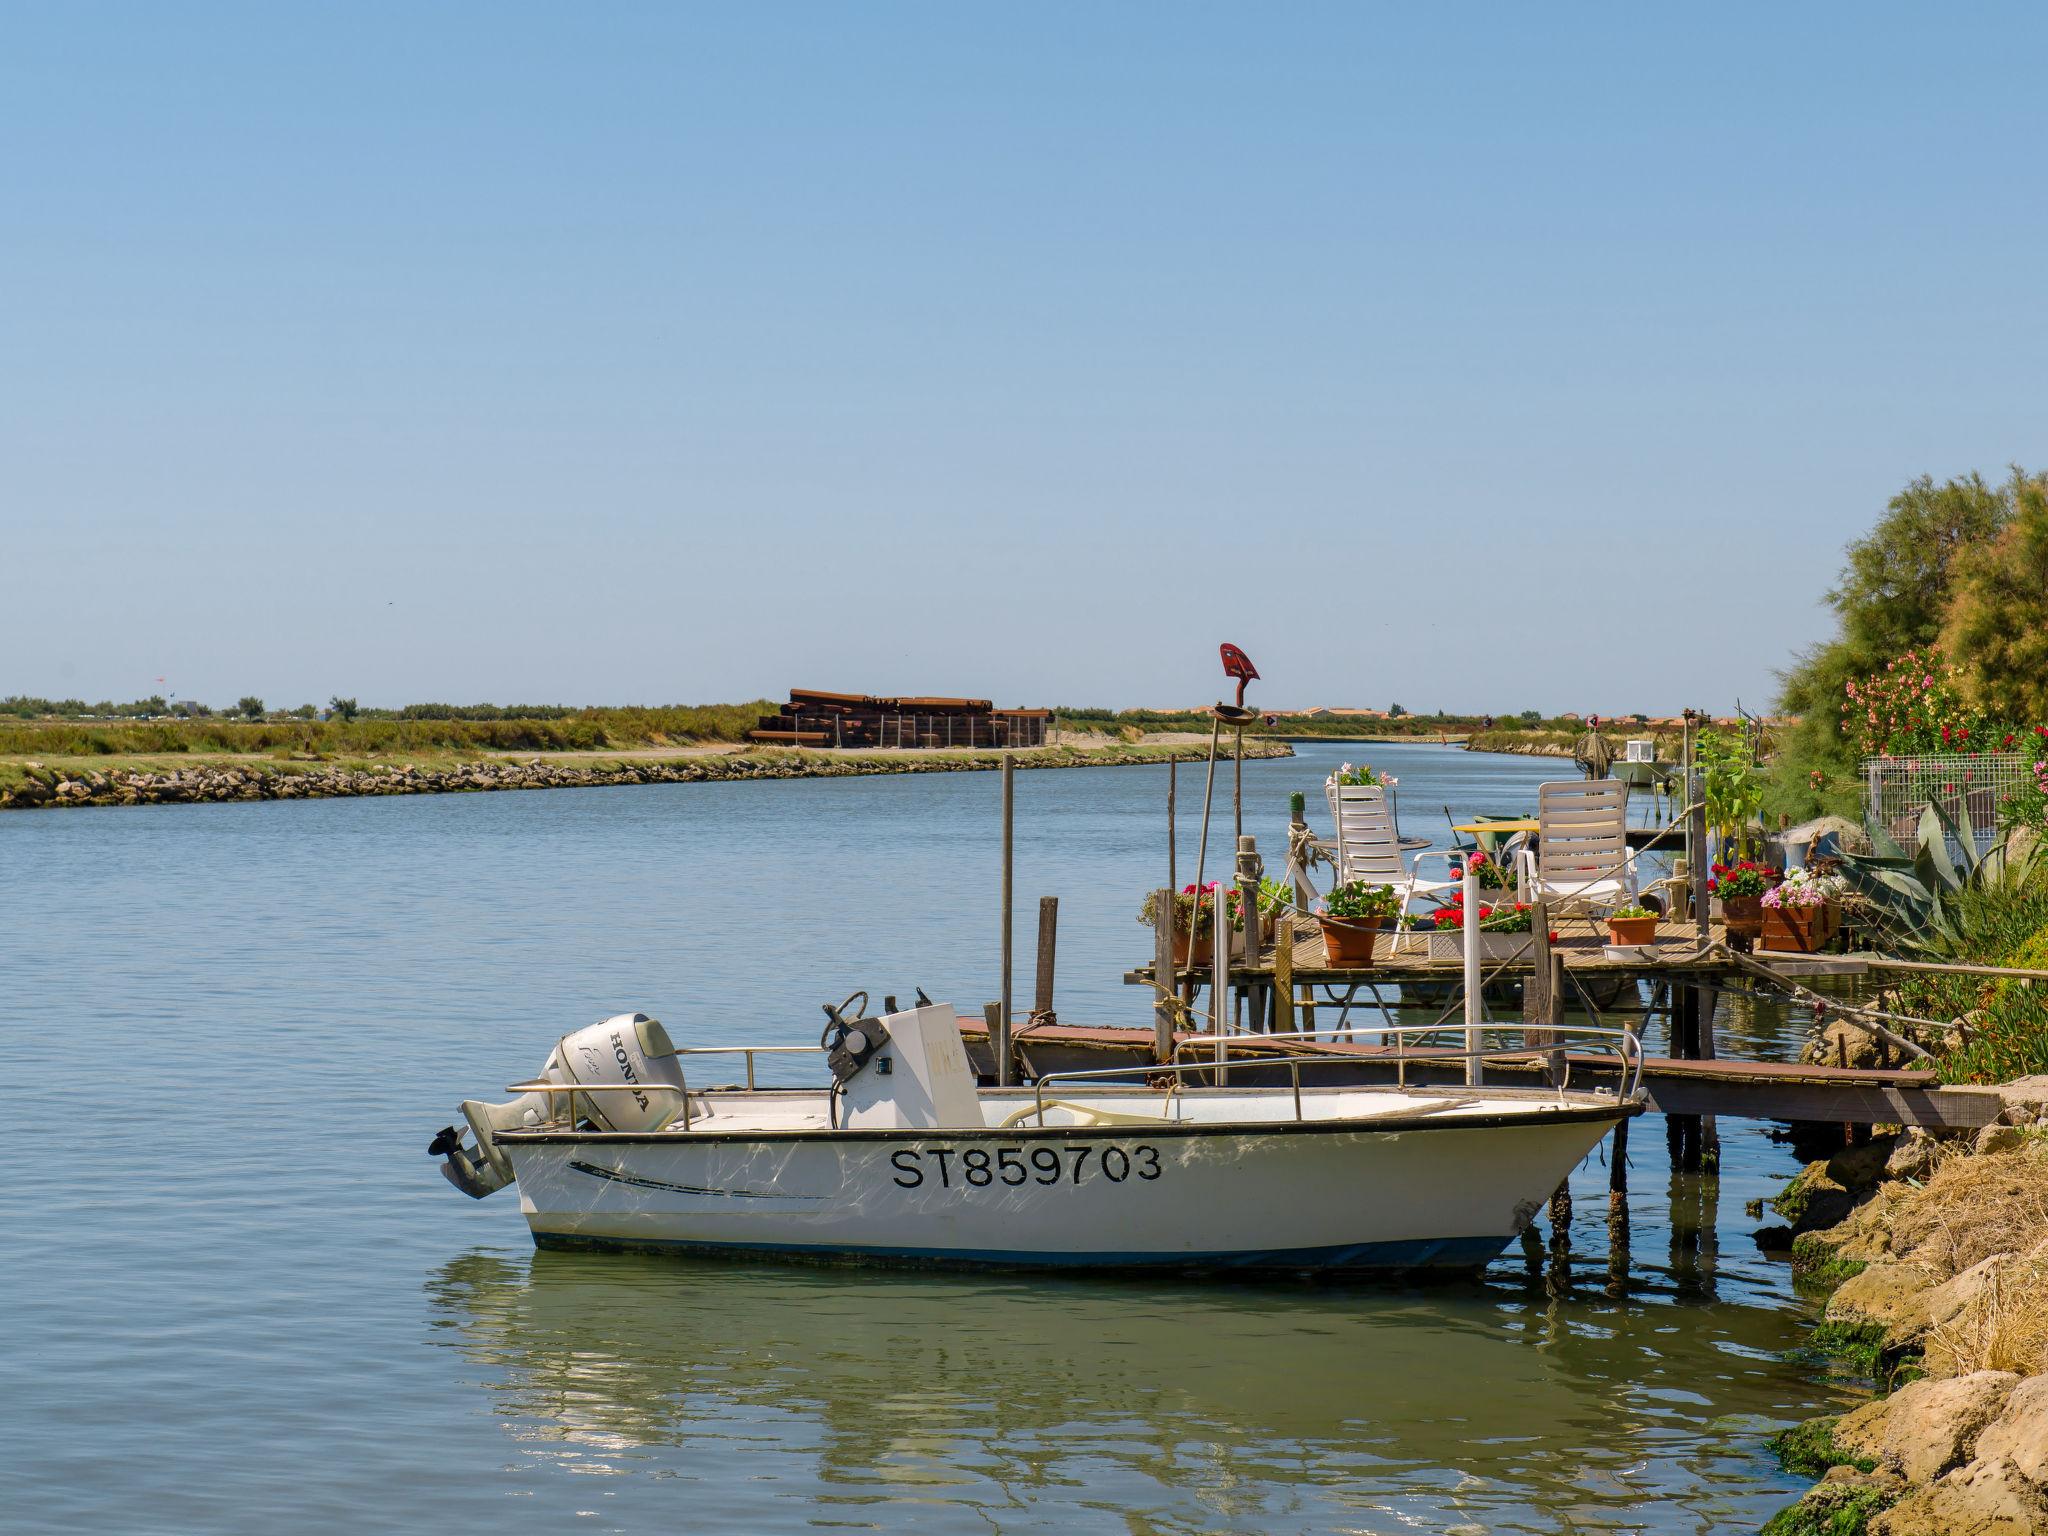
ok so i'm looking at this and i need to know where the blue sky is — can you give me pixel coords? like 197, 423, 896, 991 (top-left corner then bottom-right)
5, 5, 2043, 714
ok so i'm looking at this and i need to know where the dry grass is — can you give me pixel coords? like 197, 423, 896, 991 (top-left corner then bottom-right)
1889, 1141, 2048, 1276
1923, 1242, 2048, 1377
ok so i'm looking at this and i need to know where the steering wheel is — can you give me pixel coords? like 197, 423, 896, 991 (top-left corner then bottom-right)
819, 990, 870, 1050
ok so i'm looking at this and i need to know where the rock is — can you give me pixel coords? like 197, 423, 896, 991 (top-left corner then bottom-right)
1768, 1472, 1899, 1536
1833, 1395, 1897, 1465
1888, 1132, 1946, 1184
55, 780, 89, 799
1922, 1255, 2015, 1337
1974, 1376, 2048, 1487
1828, 1260, 1941, 1335
1997, 1077, 2048, 1121
1878, 1371, 2020, 1484
1870, 1455, 2048, 1536
1776, 1160, 1864, 1232
1975, 1125, 2026, 1156
1831, 1136, 1902, 1191
1810, 1017, 1887, 1071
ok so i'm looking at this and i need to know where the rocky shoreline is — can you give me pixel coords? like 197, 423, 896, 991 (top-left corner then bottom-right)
0, 741, 1294, 811
1760, 1085, 2048, 1534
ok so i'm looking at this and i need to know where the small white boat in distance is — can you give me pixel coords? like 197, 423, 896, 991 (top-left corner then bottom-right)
430, 1003, 1643, 1275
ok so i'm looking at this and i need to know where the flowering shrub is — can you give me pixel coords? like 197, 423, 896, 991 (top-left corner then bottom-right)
1459, 850, 1515, 891
1137, 882, 1244, 934
1328, 762, 1396, 789
1609, 903, 1657, 921
1413, 890, 1558, 940
1760, 867, 1847, 909
1708, 861, 1779, 900
1841, 646, 1985, 759
1322, 880, 1400, 921
2000, 760, 2048, 832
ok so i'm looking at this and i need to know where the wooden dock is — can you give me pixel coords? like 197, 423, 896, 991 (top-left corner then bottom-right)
948, 911, 2001, 1131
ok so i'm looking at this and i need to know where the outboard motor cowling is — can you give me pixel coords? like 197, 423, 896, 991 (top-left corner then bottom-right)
432, 1012, 685, 1198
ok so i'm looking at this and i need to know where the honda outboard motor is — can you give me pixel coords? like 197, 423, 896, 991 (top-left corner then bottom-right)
430, 1013, 685, 1199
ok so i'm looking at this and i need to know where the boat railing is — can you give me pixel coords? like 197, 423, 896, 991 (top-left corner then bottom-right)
1022, 1023, 1642, 1129
507, 1045, 825, 1126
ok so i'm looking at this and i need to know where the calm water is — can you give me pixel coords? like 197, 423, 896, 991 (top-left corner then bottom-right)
1, 742, 1858, 1534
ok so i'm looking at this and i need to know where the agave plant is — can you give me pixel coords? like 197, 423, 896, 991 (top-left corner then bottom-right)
1837, 799, 2042, 952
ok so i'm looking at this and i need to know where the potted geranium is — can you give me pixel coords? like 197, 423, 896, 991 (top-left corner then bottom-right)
1709, 861, 1779, 945
1137, 882, 1243, 968
1408, 892, 1559, 961
1327, 762, 1396, 789
1606, 903, 1659, 946
1318, 880, 1399, 966
1761, 867, 1847, 953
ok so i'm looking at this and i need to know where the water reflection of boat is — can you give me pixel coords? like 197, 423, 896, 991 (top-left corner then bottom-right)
422, 1248, 1832, 1529
430, 1004, 1641, 1274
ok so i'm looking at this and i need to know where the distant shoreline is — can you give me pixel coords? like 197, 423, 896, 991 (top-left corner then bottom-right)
0, 739, 1295, 812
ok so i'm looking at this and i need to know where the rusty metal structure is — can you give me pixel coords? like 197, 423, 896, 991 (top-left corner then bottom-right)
749, 689, 1050, 749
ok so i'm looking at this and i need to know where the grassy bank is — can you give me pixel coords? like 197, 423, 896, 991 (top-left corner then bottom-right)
0, 702, 776, 760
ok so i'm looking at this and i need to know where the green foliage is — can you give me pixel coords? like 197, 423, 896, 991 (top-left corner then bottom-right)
0, 702, 779, 761
327, 696, 359, 722
1323, 880, 1400, 920
236, 696, 264, 720
1698, 726, 1765, 857
1940, 470, 2048, 722
1837, 802, 2044, 955
1770, 470, 2021, 823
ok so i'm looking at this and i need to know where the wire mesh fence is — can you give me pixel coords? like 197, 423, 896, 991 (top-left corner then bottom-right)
1862, 752, 2029, 854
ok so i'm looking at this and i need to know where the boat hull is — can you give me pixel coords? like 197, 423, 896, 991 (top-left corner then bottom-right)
503, 1108, 1627, 1274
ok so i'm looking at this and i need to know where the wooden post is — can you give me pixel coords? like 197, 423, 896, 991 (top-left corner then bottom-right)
1235, 834, 1261, 956
983, 1001, 1004, 1083
1523, 899, 1553, 1046
1689, 764, 1710, 949
1462, 858, 1484, 1087
999, 754, 1015, 1087
1212, 885, 1230, 1076
1237, 867, 1261, 1034
1167, 757, 1177, 896
1274, 916, 1295, 1034
1288, 791, 1313, 907
1233, 723, 1244, 850
1034, 897, 1058, 1024
1151, 889, 1176, 1065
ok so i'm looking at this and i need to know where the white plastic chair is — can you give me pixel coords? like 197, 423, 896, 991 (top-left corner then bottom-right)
1323, 782, 1462, 940
1516, 780, 1638, 914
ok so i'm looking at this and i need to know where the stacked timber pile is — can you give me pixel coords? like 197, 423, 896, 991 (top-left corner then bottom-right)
749, 689, 1050, 749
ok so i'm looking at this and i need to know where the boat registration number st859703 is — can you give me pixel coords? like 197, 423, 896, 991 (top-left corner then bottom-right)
889, 1143, 1162, 1190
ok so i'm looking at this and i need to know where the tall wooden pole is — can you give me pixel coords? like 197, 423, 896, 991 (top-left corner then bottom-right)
1167, 757, 1177, 896
999, 753, 1015, 1087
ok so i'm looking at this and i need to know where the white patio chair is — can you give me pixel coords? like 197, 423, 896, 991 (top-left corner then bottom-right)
1323, 782, 1463, 943
1516, 779, 1639, 914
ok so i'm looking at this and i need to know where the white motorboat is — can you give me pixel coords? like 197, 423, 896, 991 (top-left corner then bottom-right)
430, 1001, 1642, 1275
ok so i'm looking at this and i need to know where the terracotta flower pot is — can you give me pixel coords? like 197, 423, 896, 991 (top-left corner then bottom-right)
1171, 929, 1215, 970
1721, 893, 1765, 944
1317, 913, 1384, 967
1607, 914, 1659, 946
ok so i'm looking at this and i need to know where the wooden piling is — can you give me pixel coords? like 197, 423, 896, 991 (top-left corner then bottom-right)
1151, 889, 1177, 1065
999, 754, 1015, 1087
1167, 758, 1177, 895
1274, 916, 1295, 1034
983, 1002, 1005, 1083
1034, 896, 1058, 1024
